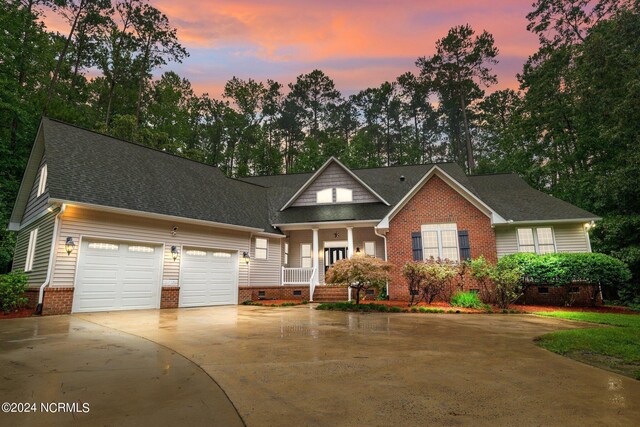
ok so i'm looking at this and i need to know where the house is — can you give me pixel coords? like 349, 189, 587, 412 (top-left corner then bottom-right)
9, 118, 600, 314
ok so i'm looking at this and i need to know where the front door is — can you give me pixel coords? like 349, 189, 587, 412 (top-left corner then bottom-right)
324, 247, 347, 272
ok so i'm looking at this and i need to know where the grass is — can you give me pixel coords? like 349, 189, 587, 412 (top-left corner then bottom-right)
450, 291, 483, 309
535, 311, 640, 380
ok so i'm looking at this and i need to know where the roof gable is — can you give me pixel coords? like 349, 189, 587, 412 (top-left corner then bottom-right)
280, 157, 389, 210
8, 122, 46, 230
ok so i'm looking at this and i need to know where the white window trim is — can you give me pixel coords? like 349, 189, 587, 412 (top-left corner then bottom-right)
25, 228, 38, 272
255, 237, 268, 260
517, 227, 557, 254
316, 188, 333, 204
284, 242, 289, 265
363, 241, 376, 257
36, 164, 47, 197
420, 223, 459, 262
335, 188, 353, 203
300, 243, 312, 268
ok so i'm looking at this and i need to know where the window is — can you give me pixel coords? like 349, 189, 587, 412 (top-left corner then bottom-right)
421, 223, 459, 261
25, 229, 38, 272
284, 242, 289, 265
363, 241, 376, 257
213, 252, 232, 258
536, 227, 556, 254
301, 243, 312, 268
186, 249, 207, 256
316, 188, 333, 204
538, 286, 549, 294
88, 242, 119, 251
517, 227, 556, 254
255, 238, 268, 260
36, 164, 47, 197
128, 245, 154, 253
335, 188, 353, 203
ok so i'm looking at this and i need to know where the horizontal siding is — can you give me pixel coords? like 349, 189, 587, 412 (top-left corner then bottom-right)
554, 224, 590, 253
250, 236, 282, 286
287, 227, 385, 283
496, 227, 519, 258
22, 157, 49, 224
496, 223, 590, 258
51, 206, 276, 289
12, 211, 56, 286
292, 163, 378, 206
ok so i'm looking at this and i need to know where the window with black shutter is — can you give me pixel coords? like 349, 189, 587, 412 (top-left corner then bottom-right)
458, 230, 471, 260
411, 232, 422, 261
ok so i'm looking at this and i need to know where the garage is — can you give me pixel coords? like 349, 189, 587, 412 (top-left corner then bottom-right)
180, 248, 238, 307
73, 239, 163, 313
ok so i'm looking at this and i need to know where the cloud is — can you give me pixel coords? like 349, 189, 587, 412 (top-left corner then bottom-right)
41, 0, 540, 96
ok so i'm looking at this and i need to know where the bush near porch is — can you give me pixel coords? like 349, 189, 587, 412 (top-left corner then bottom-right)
325, 256, 392, 305
504, 253, 632, 306
0, 271, 29, 313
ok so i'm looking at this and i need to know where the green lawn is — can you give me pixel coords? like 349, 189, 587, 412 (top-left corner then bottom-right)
535, 311, 640, 380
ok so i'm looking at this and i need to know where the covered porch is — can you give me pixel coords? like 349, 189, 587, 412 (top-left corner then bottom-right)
278, 223, 386, 300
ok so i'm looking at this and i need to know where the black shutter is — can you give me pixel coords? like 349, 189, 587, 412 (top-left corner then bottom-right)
458, 230, 471, 260
411, 232, 423, 261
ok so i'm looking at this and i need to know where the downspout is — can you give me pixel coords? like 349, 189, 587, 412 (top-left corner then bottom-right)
374, 227, 389, 297
36, 203, 65, 315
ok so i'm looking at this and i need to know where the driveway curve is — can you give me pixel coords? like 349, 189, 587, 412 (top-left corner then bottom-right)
77, 305, 640, 427
0, 315, 244, 427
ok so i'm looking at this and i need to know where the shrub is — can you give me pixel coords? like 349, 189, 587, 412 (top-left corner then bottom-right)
0, 271, 29, 313
402, 259, 457, 306
325, 257, 392, 305
492, 256, 525, 309
450, 291, 483, 309
468, 256, 495, 303
503, 252, 632, 305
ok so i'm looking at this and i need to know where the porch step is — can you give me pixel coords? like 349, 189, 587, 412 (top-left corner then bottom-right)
312, 286, 349, 302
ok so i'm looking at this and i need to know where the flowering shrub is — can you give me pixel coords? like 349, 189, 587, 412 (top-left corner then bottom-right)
325, 256, 392, 305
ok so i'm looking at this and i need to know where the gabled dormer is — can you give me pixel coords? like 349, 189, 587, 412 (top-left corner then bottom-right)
280, 157, 389, 210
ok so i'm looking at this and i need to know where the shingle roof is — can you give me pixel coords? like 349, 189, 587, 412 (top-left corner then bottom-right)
42, 118, 274, 232
40, 118, 597, 230
468, 174, 598, 222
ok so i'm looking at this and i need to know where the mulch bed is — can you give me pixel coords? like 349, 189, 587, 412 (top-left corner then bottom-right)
248, 300, 307, 306
0, 308, 36, 319
513, 305, 640, 314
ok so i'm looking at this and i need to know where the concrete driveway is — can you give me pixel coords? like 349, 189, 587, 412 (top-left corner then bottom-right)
2, 306, 639, 426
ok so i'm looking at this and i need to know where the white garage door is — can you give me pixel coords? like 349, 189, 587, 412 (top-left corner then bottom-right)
73, 239, 163, 313
180, 248, 237, 307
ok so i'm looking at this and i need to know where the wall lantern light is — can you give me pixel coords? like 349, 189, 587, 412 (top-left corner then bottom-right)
65, 237, 75, 255
242, 251, 250, 265
171, 245, 179, 261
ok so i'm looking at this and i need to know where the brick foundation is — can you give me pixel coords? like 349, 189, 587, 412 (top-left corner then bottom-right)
239, 286, 310, 303
42, 287, 74, 315
518, 285, 602, 307
387, 175, 498, 301
23, 288, 40, 310
160, 287, 180, 308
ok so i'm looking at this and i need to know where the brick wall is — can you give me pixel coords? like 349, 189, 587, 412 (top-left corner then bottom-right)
42, 287, 74, 315
161, 287, 180, 309
387, 175, 498, 301
23, 288, 40, 310
518, 285, 603, 307
238, 286, 310, 303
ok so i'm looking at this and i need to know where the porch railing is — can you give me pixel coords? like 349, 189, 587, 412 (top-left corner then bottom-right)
282, 267, 316, 285
282, 267, 318, 302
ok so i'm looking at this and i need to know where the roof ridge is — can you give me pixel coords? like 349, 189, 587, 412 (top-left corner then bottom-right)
44, 116, 228, 174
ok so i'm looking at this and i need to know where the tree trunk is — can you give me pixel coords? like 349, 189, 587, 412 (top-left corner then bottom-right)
44, 0, 86, 113
459, 92, 475, 172
10, 0, 34, 151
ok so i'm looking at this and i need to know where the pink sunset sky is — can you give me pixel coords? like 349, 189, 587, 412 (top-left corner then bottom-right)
45, 0, 540, 97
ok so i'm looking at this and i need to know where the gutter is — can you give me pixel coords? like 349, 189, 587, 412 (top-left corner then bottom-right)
36, 203, 65, 315
374, 227, 389, 297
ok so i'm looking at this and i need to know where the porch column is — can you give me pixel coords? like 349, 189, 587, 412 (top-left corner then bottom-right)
347, 227, 354, 258
312, 228, 319, 283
